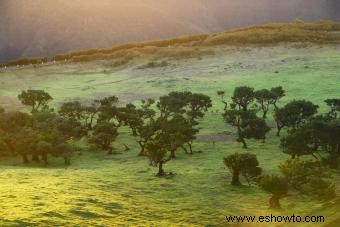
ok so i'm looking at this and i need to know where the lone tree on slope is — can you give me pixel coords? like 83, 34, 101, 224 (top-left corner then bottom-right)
260, 175, 288, 209
223, 153, 262, 185
18, 90, 53, 113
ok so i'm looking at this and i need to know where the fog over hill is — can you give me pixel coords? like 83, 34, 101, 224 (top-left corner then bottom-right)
0, 0, 339, 63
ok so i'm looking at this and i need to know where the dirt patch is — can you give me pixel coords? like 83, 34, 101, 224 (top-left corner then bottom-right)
196, 133, 233, 143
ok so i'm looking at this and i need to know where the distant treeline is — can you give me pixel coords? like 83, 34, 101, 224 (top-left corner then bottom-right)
1, 21, 340, 67
1, 57, 48, 67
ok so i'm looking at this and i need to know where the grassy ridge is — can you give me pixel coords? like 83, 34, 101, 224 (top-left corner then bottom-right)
1, 21, 340, 67
204, 21, 340, 45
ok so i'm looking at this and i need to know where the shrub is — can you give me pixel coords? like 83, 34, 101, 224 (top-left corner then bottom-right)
280, 159, 336, 201
137, 61, 168, 69
223, 153, 262, 185
260, 175, 288, 209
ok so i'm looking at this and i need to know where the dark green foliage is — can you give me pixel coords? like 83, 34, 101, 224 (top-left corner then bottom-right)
325, 98, 340, 119
96, 96, 120, 125
223, 109, 270, 148
18, 90, 53, 112
59, 101, 98, 130
280, 114, 340, 168
185, 93, 212, 153
254, 89, 273, 119
145, 139, 171, 176
231, 86, 255, 111
158, 91, 190, 117
242, 116, 270, 140
12, 128, 40, 163
280, 159, 336, 201
0, 138, 9, 156
223, 86, 270, 148
159, 115, 198, 159
274, 100, 319, 136
36, 141, 53, 166
311, 118, 340, 168
254, 86, 285, 119
57, 118, 88, 140
144, 114, 198, 175
59, 101, 83, 120
0, 110, 76, 165
187, 93, 212, 122
90, 122, 118, 154
157, 91, 211, 154
0, 111, 30, 131
29, 111, 80, 165
270, 86, 285, 110
29, 111, 63, 143
260, 175, 288, 209
134, 120, 158, 156
121, 99, 157, 156
54, 143, 74, 165
280, 126, 316, 158
254, 87, 285, 119
0, 111, 31, 159
223, 153, 262, 186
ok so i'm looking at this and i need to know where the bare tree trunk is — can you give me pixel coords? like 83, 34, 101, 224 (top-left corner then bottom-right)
64, 156, 71, 165
32, 154, 40, 162
269, 195, 281, 209
188, 142, 193, 154
107, 147, 113, 155
236, 126, 247, 149
276, 124, 283, 136
223, 101, 228, 110
329, 152, 339, 169
42, 152, 48, 166
170, 150, 176, 159
123, 144, 130, 151
22, 154, 29, 164
138, 141, 146, 156
241, 138, 248, 149
181, 145, 188, 154
231, 169, 241, 186
156, 162, 165, 176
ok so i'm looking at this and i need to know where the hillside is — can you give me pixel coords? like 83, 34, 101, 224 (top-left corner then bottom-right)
0, 22, 340, 226
2, 21, 340, 67
0, 42, 340, 226
1, 0, 340, 63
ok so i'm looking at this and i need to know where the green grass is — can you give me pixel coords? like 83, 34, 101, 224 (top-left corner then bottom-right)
0, 44, 339, 226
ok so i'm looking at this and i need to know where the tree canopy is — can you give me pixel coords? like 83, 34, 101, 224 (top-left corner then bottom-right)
18, 90, 53, 112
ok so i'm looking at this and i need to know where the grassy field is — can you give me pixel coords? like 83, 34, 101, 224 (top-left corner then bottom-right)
0, 44, 340, 226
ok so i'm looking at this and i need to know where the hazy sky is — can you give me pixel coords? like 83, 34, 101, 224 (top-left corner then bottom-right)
0, 0, 339, 62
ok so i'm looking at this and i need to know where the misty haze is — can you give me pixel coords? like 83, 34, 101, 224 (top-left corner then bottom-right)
0, 0, 339, 62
